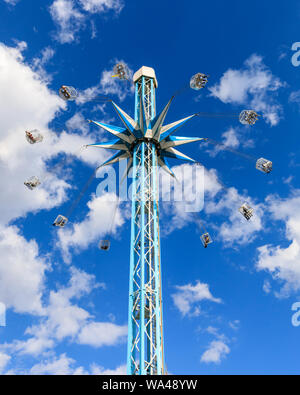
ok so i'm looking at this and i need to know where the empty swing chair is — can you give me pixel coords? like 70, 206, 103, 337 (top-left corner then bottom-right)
53, 215, 68, 227
112, 63, 129, 80
98, 196, 120, 252
24, 176, 41, 190
25, 129, 43, 144
239, 202, 254, 221
99, 239, 110, 251
239, 110, 259, 125
58, 85, 78, 101
190, 73, 209, 90
52, 165, 101, 230
256, 157, 272, 174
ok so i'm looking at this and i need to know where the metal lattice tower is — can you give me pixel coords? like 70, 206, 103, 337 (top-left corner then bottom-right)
87, 66, 204, 375
127, 70, 164, 375
53, 63, 267, 374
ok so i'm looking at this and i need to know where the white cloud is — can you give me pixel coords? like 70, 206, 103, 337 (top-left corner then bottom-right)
228, 320, 240, 331
3, 0, 19, 5
0, 352, 11, 373
159, 163, 263, 247
77, 322, 127, 347
289, 90, 300, 110
76, 61, 134, 104
205, 187, 264, 246
49, 0, 124, 44
172, 280, 222, 316
0, 41, 110, 226
201, 327, 233, 364
262, 279, 271, 294
49, 0, 85, 44
57, 193, 124, 262
49, 129, 108, 167
221, 127, 239, 149
0, 225, 48, 315
0, 40, 127, 373
160, 164, 222, 235
210, 54, 285, 126
0, 248, 126, 363
29, 353, 125, 375
6, 265, 126, 360
206, 127, 240, 158
13, 336, 55, 357
11, 266, 108, 358
66, 112, 90, 135
90, 363, 126, 375
32, 47, 55, 82
30, 353, 85, 375
78, 0, 124, 14
256, 191, 300, 297
0, 41, 62, 135
0, 41, 69, 225
201, 340, 230, 364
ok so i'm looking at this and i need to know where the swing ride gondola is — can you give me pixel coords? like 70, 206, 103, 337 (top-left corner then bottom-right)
25, 129, 43, 144
239, 203, 254, 221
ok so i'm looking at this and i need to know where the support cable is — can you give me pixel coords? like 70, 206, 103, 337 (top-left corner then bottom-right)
204, 138, 256, 162
196, 112, 239, 118
84, 96, 112, 104
106, 195, 120, 239
65, 164, 100, 218
171, 83, 190, 98
49, 145, 87, 177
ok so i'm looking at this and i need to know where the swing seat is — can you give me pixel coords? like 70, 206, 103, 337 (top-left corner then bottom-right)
58, 85, 78, 101
112, 63, 129, 80
25, 130, 43, 144
53, 215, 68, 227
24, 176, 41, 190
256, 158, 272, 174
190, 73, 209, 90
239, 110, 259, 125
200, 232, 212, 248
99, 240, 110, 251
239, 203, 253, 220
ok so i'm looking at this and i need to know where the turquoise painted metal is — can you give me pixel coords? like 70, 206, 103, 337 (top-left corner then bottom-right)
127, 74, 163, 375
87, 66, 204, 375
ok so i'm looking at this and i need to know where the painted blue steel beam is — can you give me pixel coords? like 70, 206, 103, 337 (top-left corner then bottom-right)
64, 62, 258, 378
152, 146, 163, 374
127, 144, 138, 374
86, 67, 205, 375
127, 71, 164, 375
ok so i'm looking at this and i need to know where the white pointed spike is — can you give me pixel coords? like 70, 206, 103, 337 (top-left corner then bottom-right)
89, 120, 133, 143
160, 137, 203, 150
164, 147, 195, 162
139, 95, 145, 134
152, 96, 174, 140
101, 152, 130, 167
112, 102, 138, 138
121, 157, 133, 184
139, 95, 150, 135
89, 142, 129, 150
158, 158, 175, 178
160, 115, 196, 141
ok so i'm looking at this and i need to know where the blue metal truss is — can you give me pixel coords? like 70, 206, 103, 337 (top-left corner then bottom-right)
127, 74, 164, 375
87, 66, 204, 375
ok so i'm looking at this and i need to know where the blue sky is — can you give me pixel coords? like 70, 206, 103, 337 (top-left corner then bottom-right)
0, 0, 300, 375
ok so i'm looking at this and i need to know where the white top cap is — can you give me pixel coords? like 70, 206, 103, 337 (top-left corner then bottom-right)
133, 66, 158, 88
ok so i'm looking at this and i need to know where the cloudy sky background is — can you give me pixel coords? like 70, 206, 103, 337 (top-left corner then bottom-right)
0, 0, 300, 374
